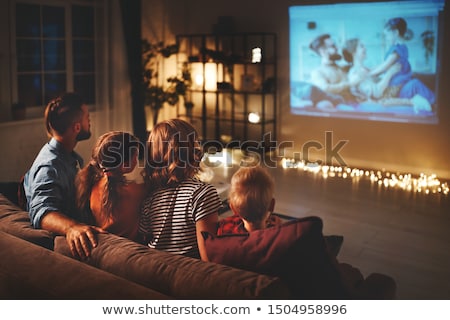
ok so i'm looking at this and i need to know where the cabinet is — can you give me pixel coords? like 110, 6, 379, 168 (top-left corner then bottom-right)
175, 32, 277, 150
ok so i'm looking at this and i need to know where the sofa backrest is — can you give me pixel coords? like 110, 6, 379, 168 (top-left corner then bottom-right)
55, 233, 292, 299
0, 194, 54, 249
0, 192, 290, 299
0, 230, 168, 299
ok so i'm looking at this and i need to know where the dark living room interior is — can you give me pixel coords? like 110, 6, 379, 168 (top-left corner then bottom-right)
1, 0, 450, 300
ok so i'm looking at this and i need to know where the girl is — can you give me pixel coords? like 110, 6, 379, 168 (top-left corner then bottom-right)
370, 17, 435, 111
76, 131, 146, 242
139, 119, 221, 261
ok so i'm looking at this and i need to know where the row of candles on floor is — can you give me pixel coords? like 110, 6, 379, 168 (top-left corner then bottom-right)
281, 158, 449, 195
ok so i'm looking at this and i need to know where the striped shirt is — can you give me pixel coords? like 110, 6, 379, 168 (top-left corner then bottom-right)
139, 178, 222, 258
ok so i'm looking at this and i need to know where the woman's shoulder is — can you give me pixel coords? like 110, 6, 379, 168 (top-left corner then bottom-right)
181, 177, 209, 187
176, 178, 205, 191
180, 178, 219, 195
146, 179, 218, 200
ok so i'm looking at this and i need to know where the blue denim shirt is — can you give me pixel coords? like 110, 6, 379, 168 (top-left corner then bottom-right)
23, 138, 84, 228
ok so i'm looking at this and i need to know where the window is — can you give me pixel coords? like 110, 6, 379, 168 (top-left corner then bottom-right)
13, 1, 96, 109
72, 4, 96, 104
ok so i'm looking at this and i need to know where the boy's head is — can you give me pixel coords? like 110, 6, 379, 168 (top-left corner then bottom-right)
229, 165, 275, 224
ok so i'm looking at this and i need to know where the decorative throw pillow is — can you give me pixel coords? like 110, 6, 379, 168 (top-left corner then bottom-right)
203, 216, 349, 299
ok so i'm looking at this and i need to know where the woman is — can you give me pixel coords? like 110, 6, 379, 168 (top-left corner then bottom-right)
139, 119, 221, 261
76, 131, 146, 241
343, 38, 401, 101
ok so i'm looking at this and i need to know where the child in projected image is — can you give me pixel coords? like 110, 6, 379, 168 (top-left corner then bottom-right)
368, 17, 435, 112
343, 37, 434, 113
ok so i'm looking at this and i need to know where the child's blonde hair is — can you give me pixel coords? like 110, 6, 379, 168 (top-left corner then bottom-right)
229, 165, 274, 223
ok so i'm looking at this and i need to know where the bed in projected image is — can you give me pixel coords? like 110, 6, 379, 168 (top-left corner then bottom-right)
289, 0, 445, 124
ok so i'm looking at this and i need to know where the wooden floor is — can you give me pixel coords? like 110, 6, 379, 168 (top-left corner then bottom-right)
206, 151, 450, 300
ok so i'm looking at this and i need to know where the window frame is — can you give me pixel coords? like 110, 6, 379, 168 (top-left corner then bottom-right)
10, 0, 101, 118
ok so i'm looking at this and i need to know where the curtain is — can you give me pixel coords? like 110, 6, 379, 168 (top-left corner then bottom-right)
107, 0, 133, 133
119, 0, 147, 145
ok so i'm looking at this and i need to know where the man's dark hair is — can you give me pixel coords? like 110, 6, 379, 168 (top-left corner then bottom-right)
309, 34, 331, 55
44, 92, 85, 136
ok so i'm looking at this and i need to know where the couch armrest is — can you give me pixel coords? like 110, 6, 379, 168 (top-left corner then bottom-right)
55, 233, 291, 299
0, 194, 54, 249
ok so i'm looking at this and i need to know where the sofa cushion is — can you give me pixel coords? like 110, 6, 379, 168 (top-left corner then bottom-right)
54, 233, 291, 299
0, 231, 167, 299
0, 194, 54, 250
203, 216, 349, 299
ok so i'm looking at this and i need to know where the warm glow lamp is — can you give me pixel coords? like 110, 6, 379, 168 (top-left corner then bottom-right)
252, 47, 262, 63
248, 112, 261, 124
192, 62, 218, 90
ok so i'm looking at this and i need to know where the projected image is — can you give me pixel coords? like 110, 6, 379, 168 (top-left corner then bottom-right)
289, 0, 445, 124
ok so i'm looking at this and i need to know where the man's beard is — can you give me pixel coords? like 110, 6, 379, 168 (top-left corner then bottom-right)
76, 128, 91, 141
329, 53, 342, 61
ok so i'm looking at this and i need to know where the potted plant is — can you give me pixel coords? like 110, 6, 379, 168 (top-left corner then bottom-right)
168, 61, 194, 118
142, 40, 193, 126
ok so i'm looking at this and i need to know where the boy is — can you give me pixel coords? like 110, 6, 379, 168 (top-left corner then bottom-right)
218, 165, 281, 235
218, 165, 395, 299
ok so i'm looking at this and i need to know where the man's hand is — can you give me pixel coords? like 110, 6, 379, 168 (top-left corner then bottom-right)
40, 211, 106, 260
65, 224, 105, 260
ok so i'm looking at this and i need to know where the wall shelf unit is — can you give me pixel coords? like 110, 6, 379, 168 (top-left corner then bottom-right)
175, 32, 277, 151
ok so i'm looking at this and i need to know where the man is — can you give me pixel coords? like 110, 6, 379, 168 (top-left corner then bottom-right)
23, 92, 103, 259
309, 34, 354, 103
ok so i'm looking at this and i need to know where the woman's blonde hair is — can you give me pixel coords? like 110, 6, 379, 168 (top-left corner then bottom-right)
145, 119, 203, 189
229, 165, 274, 223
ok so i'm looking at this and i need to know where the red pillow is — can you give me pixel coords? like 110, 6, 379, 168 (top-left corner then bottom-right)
203, 216, 349, 299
